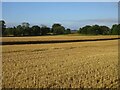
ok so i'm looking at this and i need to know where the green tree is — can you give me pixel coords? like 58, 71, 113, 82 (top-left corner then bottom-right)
53, 26, 65, 35
87, 26, 96, 35
21, 22, 30, 36
78, 25, 91, 34
52, 23, 65, 35
5, 27, 15, 36
41, 25, 50, 35
65, 28, 71, 34
31, 25, 41, 36
78, 25, 110, 35
0, 20, 6, 36
51, 23, 61, 33
15, 25, 24, 36
91, 25, 101, 35
111, 24, 120, 35
22, 22, 30, 28
117, 24, 120, 35
100, 26, 110, 35
77, 28, 81, 33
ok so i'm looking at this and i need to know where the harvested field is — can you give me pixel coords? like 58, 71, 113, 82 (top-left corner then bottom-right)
2, 35, 120, 45
2, 35, 119, 42
2, 39, 119, 88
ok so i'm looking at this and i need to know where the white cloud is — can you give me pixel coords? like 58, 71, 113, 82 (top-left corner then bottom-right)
64, 18, 118, 23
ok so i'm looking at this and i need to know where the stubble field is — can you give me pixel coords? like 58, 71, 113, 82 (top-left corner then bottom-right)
2, 36, 119, 88
2, 35, 118, 42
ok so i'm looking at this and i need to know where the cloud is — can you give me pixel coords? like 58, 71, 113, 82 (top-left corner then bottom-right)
84, 18, 118, 23
64, 18, 118, 23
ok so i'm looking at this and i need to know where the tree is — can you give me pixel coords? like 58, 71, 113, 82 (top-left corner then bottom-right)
91, 25, 101, 35
5, 27, 15, 36
52, 23, 65, 35
15, 25, 24, 36
31, 25, 41, 36
65, 28, 71, 34
11, 25, 21, 36
22, 22, 30, 28
51, 23, 61, 32
117, 24, 120, 35
21, 22, 30, 36
0, 20, 6, 36
77, 28, 81, 33
78, 25, 111, 35
111, 24, 120, 35
100, 26, 110, 35
41, 25, 50, 35
78, 25, 91, 34
85, 25, 92, 34
87, 26, 94, 35
53, 26, 65, 35
82, 25, 101, 35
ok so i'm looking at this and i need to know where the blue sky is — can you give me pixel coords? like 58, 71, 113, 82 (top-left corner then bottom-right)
2, 2, 118, 29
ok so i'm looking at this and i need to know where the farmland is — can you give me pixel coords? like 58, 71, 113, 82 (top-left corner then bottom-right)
2, 35, 119, 42
2, 36, 119, 88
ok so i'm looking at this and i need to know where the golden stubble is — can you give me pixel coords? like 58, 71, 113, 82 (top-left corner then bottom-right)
2, 40, 119, 88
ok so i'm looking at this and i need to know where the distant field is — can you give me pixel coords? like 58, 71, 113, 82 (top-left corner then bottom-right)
2, 35, 119, 42
2, 40, 119, 88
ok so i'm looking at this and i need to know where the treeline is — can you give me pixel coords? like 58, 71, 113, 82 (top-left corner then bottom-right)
78, 24, 120, 35
0, 20, 120, 37
0, 20, 71, 36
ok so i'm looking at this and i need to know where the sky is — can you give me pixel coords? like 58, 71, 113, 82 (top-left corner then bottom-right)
1, 0, 120, 2
2, 2, 118, 30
